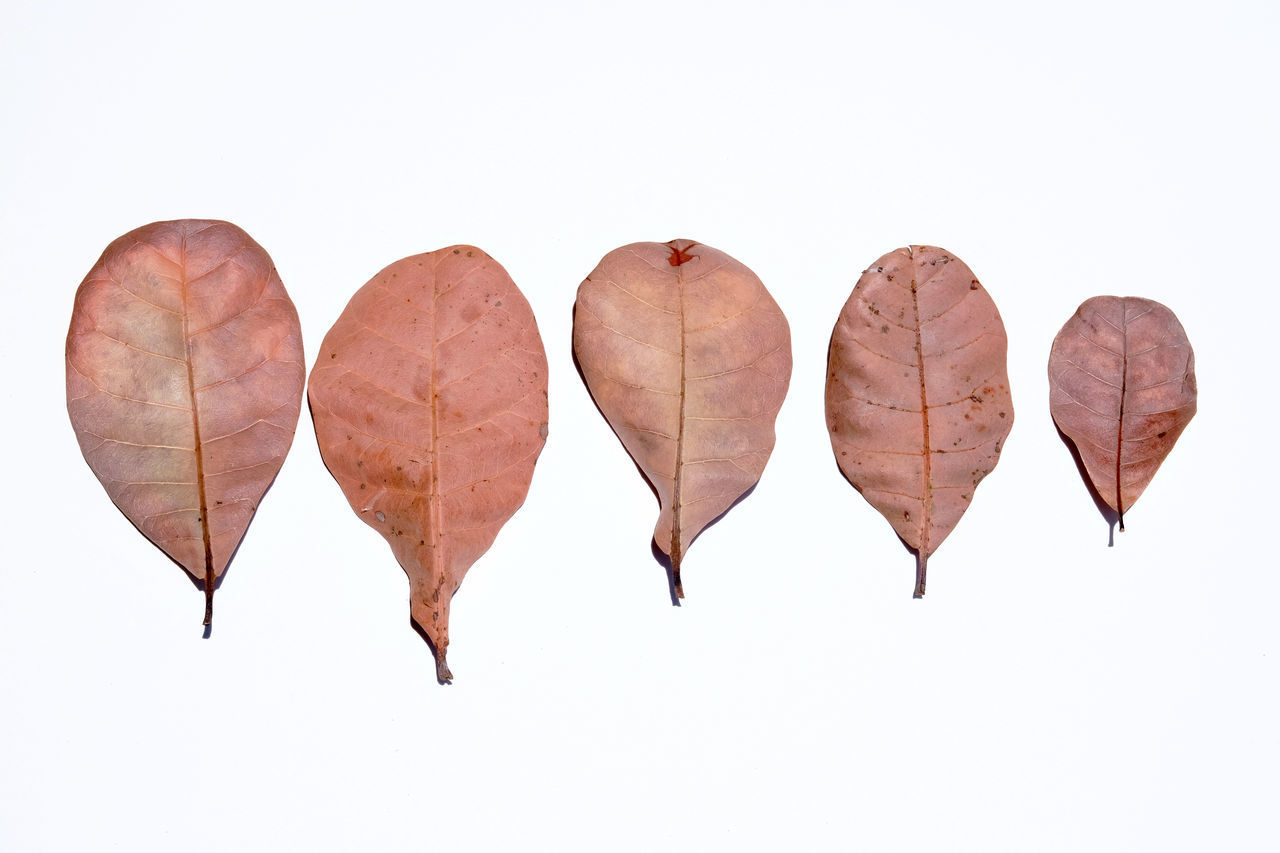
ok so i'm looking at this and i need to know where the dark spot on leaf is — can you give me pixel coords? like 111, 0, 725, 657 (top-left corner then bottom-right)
970, 279, 980, 290
360, 483, 366, 489
1157, 431, 1167, 438
880, 324, 889, 334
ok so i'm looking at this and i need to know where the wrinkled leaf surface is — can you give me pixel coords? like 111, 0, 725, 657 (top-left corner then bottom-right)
1048, 296, 1196, 530
66, 219, 305, 625
308, 246, 548, 682
826, 246, 1012, 597
573, 239, 792, 597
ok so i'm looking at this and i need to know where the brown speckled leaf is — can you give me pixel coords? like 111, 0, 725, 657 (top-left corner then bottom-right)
572, 239, 792, 598
66, 219, 305, 626
308, 246, 548, 683
1048, 296, 1196, 531
826, 246, 1013, 597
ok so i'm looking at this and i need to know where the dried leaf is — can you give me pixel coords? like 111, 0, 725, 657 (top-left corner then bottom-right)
826, 246, 1013, 597
66, 219, 305, 626
572, 239, 792, 598
1048, 296, 1196, 531
308, 246, 548, 683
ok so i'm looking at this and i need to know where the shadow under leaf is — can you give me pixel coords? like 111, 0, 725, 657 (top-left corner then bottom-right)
1053, 422, 1119, 546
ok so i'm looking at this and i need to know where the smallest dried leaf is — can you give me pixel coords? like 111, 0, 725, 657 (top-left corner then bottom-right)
1048, 295, 1196, 531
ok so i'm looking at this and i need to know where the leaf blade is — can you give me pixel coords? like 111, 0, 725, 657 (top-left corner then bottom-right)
308, 246, 548, 681
826, 246, 1013, 595
1048, 296, 1196, 528
573, 240, 792, 596
66, 220, 306, 622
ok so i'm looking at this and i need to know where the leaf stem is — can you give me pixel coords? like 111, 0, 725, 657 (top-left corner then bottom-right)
203, 562, 213, 627
913, 551, 927, 598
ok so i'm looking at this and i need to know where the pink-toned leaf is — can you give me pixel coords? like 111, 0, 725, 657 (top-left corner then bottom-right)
66, 219, 306, 626
572, 239, 792, 598
1048, 296, 1196, 530
308, 246, 548, 683
826, 246, 1013, 597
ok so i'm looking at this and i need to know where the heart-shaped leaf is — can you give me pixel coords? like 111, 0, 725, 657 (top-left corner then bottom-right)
308, 246, 548, 682
66, 219, 306, 626
573, 239, 792, 598
1048, 296, 1196, 531
826, 245, 1013, 597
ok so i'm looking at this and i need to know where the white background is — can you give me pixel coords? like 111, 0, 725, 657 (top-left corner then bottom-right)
2, 1, 1276, 850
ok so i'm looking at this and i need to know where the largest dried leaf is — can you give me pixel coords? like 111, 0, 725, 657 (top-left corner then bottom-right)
66, 219, 305, 626
1048, 296, 1196, 530
573, 239, 792, 598
826, 246, 1013, 597
308, 246, 548, 683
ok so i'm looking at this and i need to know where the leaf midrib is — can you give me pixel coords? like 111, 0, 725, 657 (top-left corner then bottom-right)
179, 233, 216, 625
671, 259, 688, 591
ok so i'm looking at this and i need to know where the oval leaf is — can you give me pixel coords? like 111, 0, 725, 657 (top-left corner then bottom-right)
572, 239, 792, 598
66, 219, 306, 626
308, 246, 548, 683
825, 245, 1013, 597
1048, 296, 1196, 530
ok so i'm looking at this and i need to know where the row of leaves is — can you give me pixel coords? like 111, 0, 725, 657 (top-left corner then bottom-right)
66, 220, 1197, 682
